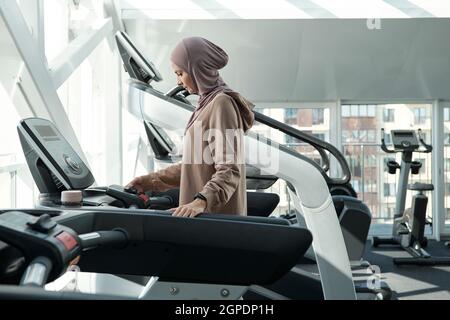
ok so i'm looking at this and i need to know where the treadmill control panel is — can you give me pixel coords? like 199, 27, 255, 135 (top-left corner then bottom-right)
0, 211, 80, 282
18, 118, 95, 191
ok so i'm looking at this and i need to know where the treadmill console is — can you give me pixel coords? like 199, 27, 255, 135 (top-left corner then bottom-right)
115, 31, 163, 85
18, 118, 95, 193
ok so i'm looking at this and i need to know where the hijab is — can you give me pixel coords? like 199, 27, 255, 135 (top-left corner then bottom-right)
170, 37, 254, 133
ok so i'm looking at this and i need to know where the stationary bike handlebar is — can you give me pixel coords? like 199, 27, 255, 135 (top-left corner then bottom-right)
380, 128, 433, 154
380, 128, 396, 153
417, 129, 433, 153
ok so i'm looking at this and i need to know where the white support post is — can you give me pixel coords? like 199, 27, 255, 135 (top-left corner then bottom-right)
103, 42, 123, 185
432, 100, 444, 241
49, 18, 113, 89
14, 0, 46, 63
104, 0, 125, 32
330, 99, 342, 177
0, 1, 88, 165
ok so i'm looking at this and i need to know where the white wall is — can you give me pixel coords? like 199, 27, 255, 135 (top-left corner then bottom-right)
124, 18, 450, 102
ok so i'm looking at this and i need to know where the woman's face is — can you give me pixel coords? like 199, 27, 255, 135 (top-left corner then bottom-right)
171, 62, 198, 94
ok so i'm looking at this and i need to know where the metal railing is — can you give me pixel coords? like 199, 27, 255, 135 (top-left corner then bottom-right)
0, 154, 28, 208
281, 142, 435, 222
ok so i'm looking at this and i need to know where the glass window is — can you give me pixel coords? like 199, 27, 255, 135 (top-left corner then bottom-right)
368, 105, 376, 117
342, 103, 432, 235
312, 108, 324, 125
313, 133, 325, 141
284, 108, 297, 119
359, 130, 367, 142
414, 107, 427, 125
351, 105, 359, 117
0, 72, 37, 209
342, 105, 350, 117
352, 180, 360, 193
350, 130, 357, 141
384, 183, 396, 197
44, 0, 104, 61
445, 108, 450, 122
444, 107, 450, 228
342, 130, 350, 141
284, 108, 297, 125
57, 39, 117, 185
367, 129, 376, 143
364, 180, 375, 193
359, 104, 367, 117
445, 133, 450, 145
386, 206, 396, 218
251, 106, 330, 216
383, 109, 395, 122
445, 158, 450, 172
285, 134, 301, 145
0, 173, 13, 208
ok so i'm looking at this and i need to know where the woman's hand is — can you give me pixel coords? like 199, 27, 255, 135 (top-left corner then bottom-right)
169, 198, 207, 218
125, 175, 149, 194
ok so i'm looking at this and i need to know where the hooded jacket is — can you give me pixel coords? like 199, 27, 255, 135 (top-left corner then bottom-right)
144, 92, 254, 215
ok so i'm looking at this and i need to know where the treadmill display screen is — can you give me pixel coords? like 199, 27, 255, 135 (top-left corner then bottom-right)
395, 132, 414, 137
35, 125, 58, 138
153, 123, 176, 150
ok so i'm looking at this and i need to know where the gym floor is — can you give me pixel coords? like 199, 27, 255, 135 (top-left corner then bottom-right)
364, 239, 450, 300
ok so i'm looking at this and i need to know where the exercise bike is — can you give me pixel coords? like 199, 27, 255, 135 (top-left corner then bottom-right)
372, 129, 450, 265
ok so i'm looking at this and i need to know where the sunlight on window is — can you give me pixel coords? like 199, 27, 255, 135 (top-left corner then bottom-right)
444, 106, 450, 229
311, 0, 408, 18
55, 39, 114, 186
0, 84, 35, 208
216, 0, 310, 19
122, 0, 215, 19
409, 0, 450, 17
0, 85, 21, 158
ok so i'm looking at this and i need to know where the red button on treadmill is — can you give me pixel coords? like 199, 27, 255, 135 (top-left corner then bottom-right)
56, 231, 78, 251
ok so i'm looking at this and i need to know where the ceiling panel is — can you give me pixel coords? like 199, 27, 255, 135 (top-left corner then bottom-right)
123, 18, 450, 102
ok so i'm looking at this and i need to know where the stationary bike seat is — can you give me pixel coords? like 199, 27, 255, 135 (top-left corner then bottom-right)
407, 182, 434, 191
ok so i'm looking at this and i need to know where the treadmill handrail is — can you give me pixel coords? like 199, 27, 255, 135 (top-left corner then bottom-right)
130, 80, 350, 185
165, 86, 332, 174
253, 111, 330, 172
166, 85, 189, 98
254, 111, 351, 185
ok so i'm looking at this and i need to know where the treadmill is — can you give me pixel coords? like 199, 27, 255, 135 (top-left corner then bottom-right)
6, 119, 313, 300
116, 31, 372, 265
124, 79, 392, 300
0, 207, 312, 299
116, 32, 392, 299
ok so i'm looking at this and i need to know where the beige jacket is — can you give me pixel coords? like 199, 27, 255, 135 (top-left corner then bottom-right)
144, 93, 254, 215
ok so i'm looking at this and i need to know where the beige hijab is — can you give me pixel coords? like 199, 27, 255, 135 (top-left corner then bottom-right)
170, 37, 255, 132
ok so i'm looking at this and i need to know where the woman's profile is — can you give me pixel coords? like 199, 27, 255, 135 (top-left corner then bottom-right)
127, 37, 254, 217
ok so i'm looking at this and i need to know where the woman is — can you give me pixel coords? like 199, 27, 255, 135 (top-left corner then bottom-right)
126, 37, 254, 217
